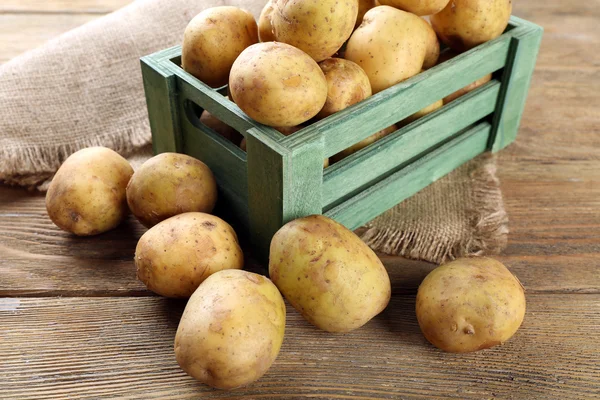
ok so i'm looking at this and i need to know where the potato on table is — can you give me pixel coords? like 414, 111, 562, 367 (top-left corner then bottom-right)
269, 215, 391, 333
416, 257, 526, 353
182, 6, 258, 87
45, 147, 133, 236
126, 153, 217, 228
135, 212, 243, 298
175, 270, 285, 389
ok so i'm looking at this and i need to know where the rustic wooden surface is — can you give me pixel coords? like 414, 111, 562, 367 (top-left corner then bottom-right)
1, 1, 599, 399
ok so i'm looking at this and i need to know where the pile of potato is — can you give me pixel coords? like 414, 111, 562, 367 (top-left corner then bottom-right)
182, 0, 511, 160
44, 0, 523, 391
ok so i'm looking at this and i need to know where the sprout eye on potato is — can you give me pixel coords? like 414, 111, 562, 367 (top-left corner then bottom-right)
416, 257, 526, 353
45, 147, 133, 236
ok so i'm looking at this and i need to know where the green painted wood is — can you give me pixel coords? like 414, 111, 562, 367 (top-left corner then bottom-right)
324, 123, 492, 230
490, 20, 544, 152
282, 32, 516, 158
246, 128, 324, 260
140, 56, 181, 154
322, 80, 501, 209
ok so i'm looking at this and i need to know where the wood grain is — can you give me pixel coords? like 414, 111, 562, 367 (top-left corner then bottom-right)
1, 295, 598, 399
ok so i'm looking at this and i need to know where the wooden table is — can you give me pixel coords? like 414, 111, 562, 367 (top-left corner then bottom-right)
1, 1, 599, 398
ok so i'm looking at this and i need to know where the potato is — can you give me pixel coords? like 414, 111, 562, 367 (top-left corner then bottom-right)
126, 153, 217, 228
331, 125, 397, 163
136, 212, 243, 298
240, 127, 330, 168
45, 147, 133, 236
269, 215, 391, 333
377, 0, 450, 16
316, 58, 372, 120
398, 100, 443, 127
345, 6, 439, 93
182, 6, 258, 87
175, 270, 285, 389
258, 1, 276, 42
229, 42, 327, 127
200, 110, 243, 145
416, 257, 526, 353
444, 74, 492, 103
431, 0, 512, 52
356, 0, 376, 28
269, 0, 358, 62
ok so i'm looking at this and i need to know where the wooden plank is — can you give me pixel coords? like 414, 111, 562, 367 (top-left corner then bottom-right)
140, 57, 181, 154
283, 34, 513, 158
325, 123, 491, 229
1, 295, 599, 399
490, 20, 544, 151
322, 81, 501, 208
0, 0, 131, 13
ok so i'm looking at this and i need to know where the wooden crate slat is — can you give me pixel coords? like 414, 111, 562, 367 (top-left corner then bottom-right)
490, 20, 544, 151
140, 56, 181, 154
324, 123, 491, 230
282, 34, 513, 158
322, 80, 501, 209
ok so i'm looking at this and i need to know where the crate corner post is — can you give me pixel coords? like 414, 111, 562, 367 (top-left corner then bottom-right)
246, 128, 324, 263
140, 55, 182, 155
489, 20, 544, 152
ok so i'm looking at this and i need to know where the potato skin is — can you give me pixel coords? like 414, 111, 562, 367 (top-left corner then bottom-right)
175, 270, 285, 389
437, 50, 493, 103
377, 0, 450, 16
416, 257, 526, 353
345, 6, 439, 93
182, 6, 258, 87
331, 125, 397, 163
136, 212, 243, 298
229, 42, 328, 127
258, 1, 276, 42
398, 100, 443, 126
45, 147, 133, 236
270, 0, 358, 62
356, 0, 377, 28
316, 58, 372, 120
431, 0, 512, 52
200, 110, 243, 145
126, 153, 217, 228
269, 215, 391, 333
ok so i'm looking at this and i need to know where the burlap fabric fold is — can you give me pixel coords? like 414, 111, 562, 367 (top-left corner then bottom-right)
0, 0, 508, 263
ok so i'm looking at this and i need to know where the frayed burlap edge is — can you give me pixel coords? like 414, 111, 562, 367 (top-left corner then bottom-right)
360, 154, 509, 264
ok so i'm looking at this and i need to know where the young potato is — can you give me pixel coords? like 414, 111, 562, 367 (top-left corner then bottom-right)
182, 7, 258, 87
416, 257, 526, 353
126, 153, 217, 228
437, 50, 493, 103
345, 6, 439, 93
431, 0, 512, 52
136, 212, 243, 298
258, 1, 276, 42
45, 147, 133, 236
270, 0, 358, 62
356, 0, 377, 28
331, 125, 397, 163
316, 58, 372, 120
269, 215, 391, 333
377, 0, 450, 16
229, 42, 327, 127
398, 100, 444, 126
175, 270, 285, 389
200, 110, 243, 145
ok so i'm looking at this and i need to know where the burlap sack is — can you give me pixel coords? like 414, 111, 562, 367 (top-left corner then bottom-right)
0, 0, 508, 264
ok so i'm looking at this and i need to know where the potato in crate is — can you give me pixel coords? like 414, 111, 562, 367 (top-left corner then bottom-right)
140, 6, 542, 259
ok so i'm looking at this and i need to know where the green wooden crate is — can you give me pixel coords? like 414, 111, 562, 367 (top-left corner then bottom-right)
140, 16, 542, 260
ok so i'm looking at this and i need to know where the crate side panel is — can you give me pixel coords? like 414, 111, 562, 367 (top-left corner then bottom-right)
283, 35, 511, 157
324, 123, 491, 230
322, 81, 501, 208
490, 23, 544, 151
141, 58, 181, 154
